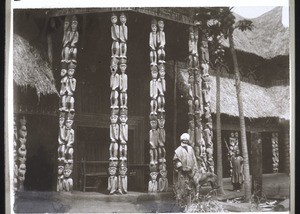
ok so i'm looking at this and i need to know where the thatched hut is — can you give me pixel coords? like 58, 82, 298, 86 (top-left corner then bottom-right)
11, 6, 289, 192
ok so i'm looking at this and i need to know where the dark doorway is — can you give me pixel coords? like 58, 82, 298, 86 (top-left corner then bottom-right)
24, 115, 57, 191
262, 132, 273, 173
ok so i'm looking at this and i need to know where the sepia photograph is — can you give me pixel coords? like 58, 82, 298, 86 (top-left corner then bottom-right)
5, 0, 294, 213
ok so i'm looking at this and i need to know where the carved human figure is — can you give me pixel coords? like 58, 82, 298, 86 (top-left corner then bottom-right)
60, 75, 68, 111
173, 133, 198, 179
111, 13, 120, 58
194, 70, 202, 100
18, 143, 27, 163
119, 60, 128, 109
188, 27, 198, 68
69, 15, 79, 63
149, 116, 158, 165
157, 65, 166, 113
63, 164, 73, 191
119, 110, 128, 161
18, 163, 26, 185
148, 171, 158, 192
159, 169, 168, 192
110, 59, 120, 109
57, 165, 64, 191
65, 118, 74, 164
149, 19, 158, 65
150, 66, 158, 115
119, 13, 128, 59
107, 166, 118, 194
66, 66, 76, 112
118, 165, 128, 194
200, 40, 209, 76
62, 16, 71, 62
188, 120, 195, 148
188, 73, 195, 99
202, 75, 211, 104
157, 20, 166, 64
157, 115, 166, 163
271, 133, 279, 173
109, 113, 119, 160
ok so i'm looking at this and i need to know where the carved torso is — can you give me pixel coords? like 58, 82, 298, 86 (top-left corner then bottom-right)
110, 124, 119, 141
149, 129, 159, 149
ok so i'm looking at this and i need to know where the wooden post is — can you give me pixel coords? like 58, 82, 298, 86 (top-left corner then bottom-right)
173, 60, 177, 184
250, 132, 262, 199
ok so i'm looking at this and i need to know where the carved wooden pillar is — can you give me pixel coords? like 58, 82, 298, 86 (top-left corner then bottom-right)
271, 132, 279, 173
148, 19, 168, 192
199, 29, 214, 173
13, 118, 18, 191
108, 12, 128, 195
57, 15, 78, 192
118, 12, 128, 194
16, 116, 27, 191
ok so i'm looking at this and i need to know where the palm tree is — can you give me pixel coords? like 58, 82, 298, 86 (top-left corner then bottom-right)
223, 9, 253, 202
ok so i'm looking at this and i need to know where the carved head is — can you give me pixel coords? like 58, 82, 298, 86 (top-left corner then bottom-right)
189, 26, 195, 39
235, 132, 239, 138
110, 114, 118, 124
158, 64, 165, 78
230, 132, 235, 137
59, 114, 65, 127
119, 63, 127, 73
110, 58, 119, 73
18, 163, 26, 175
19, 137, 27, 145
201, 40, 208, 48
160, 170, 167, 178
63, 167, 72, 178
150, 171, 158, 180
111, 13, 118, 24
194, 28, 199, 40
71, 15, 78, 32
109, 166, 117, 176
58, 165, 64, 175
64, 16, 70, 31
120, 12, 127, 24
65, 119, 73, 129
68, 69, 75, 77
119, 166, 127, 175
151, 67, 158, 80
149, 115, 158, 130
119, 110, 128, 123
151, 19, 157, 32
158, 20, 164, 31
158, 115, 165, 129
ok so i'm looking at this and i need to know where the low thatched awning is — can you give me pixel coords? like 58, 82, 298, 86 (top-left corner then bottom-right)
13, 34, 58, 97
178, 69, 290, 120
221, 7, 289, 59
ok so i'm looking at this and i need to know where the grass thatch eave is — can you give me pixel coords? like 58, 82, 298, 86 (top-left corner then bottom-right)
221, 7, 289, 59
13, 34, 58, 97
178, 68, 290, 120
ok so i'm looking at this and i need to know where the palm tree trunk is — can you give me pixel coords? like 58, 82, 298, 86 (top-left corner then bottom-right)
216, 65, 225, 195
228, 28, 251, 202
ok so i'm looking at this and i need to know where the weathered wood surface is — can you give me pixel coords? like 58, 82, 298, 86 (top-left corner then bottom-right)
251, 132, 262, 198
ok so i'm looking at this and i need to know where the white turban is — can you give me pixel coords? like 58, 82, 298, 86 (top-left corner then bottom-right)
180, 133, 190, 141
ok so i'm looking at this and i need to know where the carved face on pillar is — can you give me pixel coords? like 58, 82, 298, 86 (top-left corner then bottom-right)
194, 28, 199, 40
202, 41, 208, 49
150, 172, 158, 180
64, 167, 72, 178
110, 59, 118, 74
61, 69, 67, 77
64, 17, 70, 31
158, 20, 164, 31
19, 163, 26, 175
110, 114, 118, 124
119, 166, 127, 176
150, 119, 158, 130
151, 69, 158, 80
189, 26, 195, 40
158, 116, 165, 129
120, 63, 127, 74
160, 170, 167, 178
158, 65, 165, 78
58, 165, 64, 175
230, 132, 235, 138
188, 120, 195, 129
120, 13, 127, 24
119, 112, 128, 124
111, 13, 118, 24
235, 132, 238, 138
109, 166, 117, 176
151, 20, 157, 33
71, 21, 78, 32
59, 115, 65, 127
68, 69, 75, 77
65, 119, 73, 130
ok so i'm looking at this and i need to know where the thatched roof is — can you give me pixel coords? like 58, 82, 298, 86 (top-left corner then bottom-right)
178, 69, 290, 120
13, 34, 58, 96
221, 7, 289, 59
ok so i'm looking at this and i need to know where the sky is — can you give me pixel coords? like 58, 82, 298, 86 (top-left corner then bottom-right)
232, 6, 289, 27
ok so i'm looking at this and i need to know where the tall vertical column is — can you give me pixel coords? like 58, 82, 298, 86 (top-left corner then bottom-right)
57, 15, 78, 192
148, 19, 168, 192
271, 132, 279, 173
17, 116, 27, 191
199, 29, 214, 173
13, 118, 18, 191
108, 13, 120, 195
118, 12, 128, 194
228, 132, 240, 176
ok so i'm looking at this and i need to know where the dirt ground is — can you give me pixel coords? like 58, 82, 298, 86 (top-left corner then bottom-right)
12, 173, 290, 213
